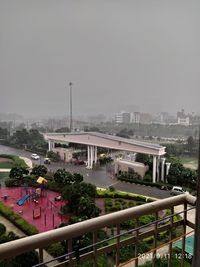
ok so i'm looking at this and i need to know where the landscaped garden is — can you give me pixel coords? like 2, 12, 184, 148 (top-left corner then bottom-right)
0, 154, 191, 266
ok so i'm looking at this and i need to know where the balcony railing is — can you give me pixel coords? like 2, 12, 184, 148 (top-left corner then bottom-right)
0, 193, 196, 267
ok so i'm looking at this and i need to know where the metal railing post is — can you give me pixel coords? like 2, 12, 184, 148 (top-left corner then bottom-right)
93, 231, 97, 267
135, 218, 139, 267
38, 248, 43, 264
68, 239, 73, 267
168, 206, 174, 267
181, 202, 187, 267
152, 212, 158, 267
116, 224, 121, 266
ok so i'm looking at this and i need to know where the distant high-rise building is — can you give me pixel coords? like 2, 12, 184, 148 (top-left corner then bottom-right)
132, 112, 140, 123
177, 109, 190, 126
115, 111, 131, 124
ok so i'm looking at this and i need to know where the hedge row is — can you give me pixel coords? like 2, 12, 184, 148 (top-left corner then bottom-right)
0, 201, 38, 235
96, 189, 155, 203
0, 154, 28, 168
118, 176, 173, 190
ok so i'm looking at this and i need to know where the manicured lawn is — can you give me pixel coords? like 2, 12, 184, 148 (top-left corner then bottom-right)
179, 156, 198, 164
179, 156, 198, 170
0, 172, 9, 185
0, 162, 14, 168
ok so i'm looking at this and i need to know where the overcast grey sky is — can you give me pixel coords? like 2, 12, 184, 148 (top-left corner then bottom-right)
0, 0, 200, 118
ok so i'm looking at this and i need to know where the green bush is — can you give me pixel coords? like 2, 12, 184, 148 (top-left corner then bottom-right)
139, 215, 156, 225
143, 174, 152, 182
96, 189, 151, 203
5, 178, 17, 187
0, 202, 38, 235
120, 219, 136, 229
118, 176, 172, 190
0, 223, 6, 236
46, 242, 66, 258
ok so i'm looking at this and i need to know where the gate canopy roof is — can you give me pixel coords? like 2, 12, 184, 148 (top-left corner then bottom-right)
45, 132, 166, 156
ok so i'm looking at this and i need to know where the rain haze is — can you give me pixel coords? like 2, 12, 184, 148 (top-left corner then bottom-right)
0, 0, 200, 118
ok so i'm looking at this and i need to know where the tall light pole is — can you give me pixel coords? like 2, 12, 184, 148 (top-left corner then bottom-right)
69, 82, 73, 132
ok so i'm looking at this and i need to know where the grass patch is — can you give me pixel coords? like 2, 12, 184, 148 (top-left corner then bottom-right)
0, 172, 9, 185
0, 162, 14, 168
179, 156, 198, 164
0, 154, 28, 169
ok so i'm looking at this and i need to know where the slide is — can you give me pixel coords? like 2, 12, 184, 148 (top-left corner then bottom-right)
17, 194, 30, 206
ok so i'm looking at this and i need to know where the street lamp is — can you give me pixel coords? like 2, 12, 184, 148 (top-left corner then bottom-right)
69, 82, 73, 132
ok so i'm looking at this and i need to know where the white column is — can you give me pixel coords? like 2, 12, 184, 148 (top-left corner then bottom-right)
152, 156, 157, 183
90, 146, 94, 169
161, 157, 166, 182
94, 146, 97, 164
52, 142, 55, 149
156, 156, 160, 182
48, 141, 51, 151
87, 145, 90, 169
166, 162, 171, 176
114, 159, 119, 175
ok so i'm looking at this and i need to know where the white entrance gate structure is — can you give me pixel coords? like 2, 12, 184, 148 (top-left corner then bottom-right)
44, 132, 166, 183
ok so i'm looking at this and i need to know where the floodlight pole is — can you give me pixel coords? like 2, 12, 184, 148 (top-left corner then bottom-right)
192, 126, 200, 267
69, 82, 73, 132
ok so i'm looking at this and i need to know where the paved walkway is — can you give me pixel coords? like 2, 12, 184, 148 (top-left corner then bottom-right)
19, 156, 33, 169
0, 169, 10, 172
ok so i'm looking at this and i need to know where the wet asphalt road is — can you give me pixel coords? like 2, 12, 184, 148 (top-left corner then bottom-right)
0, 144, 171, 199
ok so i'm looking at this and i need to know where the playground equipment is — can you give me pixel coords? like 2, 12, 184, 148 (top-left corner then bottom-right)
17, 194, 30, 206
2, 195, 8, 201
33, 207, 41, 219
54, 195, 61, 201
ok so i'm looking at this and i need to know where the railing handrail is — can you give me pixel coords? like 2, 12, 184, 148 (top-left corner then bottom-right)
32, 206, 196, 267
0, 194, 195, 260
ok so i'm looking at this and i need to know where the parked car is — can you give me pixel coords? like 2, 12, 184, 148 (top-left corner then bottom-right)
31, 153, 40, 160
170, 186, 188, 196
44, 157, 51, 164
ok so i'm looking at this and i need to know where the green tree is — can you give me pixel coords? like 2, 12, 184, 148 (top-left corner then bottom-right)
54, 169, 74, 184
62, 182, 97, 212
78, 196, 101, 218
31, 165, 47, 177
73, 173, 83, 183
46, 151, 60, 162
9, 167, 29, 185
187, 135, 196, 154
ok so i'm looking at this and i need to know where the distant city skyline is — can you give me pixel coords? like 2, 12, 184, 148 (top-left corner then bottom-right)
1, 1, 200, 117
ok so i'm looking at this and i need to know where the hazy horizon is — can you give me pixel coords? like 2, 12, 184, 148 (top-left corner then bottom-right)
1, 1, 200, 117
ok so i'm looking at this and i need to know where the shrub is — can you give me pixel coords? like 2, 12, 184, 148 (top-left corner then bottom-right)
0, 202, 38, 235
108, 186, 115, 192
96, 189, 153, 203
46, 243, 66, 258
5, 178, 17, 187
0, 223, 6, 236
143, 174, 152, 182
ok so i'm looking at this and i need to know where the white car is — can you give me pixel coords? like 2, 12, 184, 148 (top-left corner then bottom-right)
31, 153, 40, 160
170, 186, 188, 196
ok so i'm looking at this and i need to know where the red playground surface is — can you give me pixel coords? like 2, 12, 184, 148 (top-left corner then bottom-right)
0, 187, 69, 232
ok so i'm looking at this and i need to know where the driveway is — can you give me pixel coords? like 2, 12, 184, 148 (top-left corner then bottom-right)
0, 144, 171, 199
